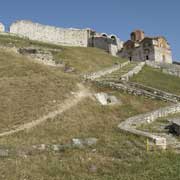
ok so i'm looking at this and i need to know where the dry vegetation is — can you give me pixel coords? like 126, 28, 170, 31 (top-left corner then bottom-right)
0, 34, 126, 74
131, 65, 180, 95
0, 35, 179, 179
0, 50, 78, 131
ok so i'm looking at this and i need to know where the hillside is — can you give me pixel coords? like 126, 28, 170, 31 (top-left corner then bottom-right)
0, 34, 124, 73
131, 65, 180, 95
0, 35, 179, 180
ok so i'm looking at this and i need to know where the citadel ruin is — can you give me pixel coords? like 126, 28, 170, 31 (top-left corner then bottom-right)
0, 20, 173, 63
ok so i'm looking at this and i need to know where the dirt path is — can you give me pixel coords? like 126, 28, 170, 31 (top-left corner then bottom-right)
0, 84, 91, 137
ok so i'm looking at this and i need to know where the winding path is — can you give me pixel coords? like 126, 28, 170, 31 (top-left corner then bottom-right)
0, 84, 91, 137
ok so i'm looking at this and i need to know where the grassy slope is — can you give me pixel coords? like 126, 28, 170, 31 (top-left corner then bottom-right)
0, 34, 126, 73
0, 85, 175, 180
0, 50, 78, 131
0, 35, 179, 179
53, 47, 125, 73
131, 65, 180, 95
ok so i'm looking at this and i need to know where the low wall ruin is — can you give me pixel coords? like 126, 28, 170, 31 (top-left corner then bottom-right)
84, 61, 130, 80
121, 62, 145, 81
146, 61, 180, 78
118, 103, 180, 149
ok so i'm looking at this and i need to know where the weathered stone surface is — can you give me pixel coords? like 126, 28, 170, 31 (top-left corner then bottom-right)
9, 20, 123, 56
94, 80, 180, 103
121, 62, 145, 81
10, 20, 91, 47
154, 137, 167, 150
118, 103, 180, 149
72, 138, 98, 148
18, 48, 61, 66
95, 93, 120, 105
84, 61, 130, 80
0, 22, 5, 32
146, 61, 180, 78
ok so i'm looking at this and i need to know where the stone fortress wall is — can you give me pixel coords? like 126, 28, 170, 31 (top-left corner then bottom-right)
10, 20, 91, 47
9, 20, 123, 56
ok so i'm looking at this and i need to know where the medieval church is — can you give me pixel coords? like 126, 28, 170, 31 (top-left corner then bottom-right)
118, 30, 172, 63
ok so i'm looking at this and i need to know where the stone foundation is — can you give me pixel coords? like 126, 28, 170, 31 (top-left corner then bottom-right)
118, 103, 180, 149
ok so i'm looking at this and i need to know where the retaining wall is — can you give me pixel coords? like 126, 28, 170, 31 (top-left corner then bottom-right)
146, 61, 180, 78
84, 61, 130, 80
118, 103, 180, 149
94, 80, 179, 103
121, 62, 145, 81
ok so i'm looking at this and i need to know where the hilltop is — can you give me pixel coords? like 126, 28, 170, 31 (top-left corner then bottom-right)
0, 34, 179, 180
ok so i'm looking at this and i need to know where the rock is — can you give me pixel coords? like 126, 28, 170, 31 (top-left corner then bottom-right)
0, 149, 9, 157
72, 138, 98, 148
52, 145, 60, 151
154, 137, 167, 150
95, 93, 120, 105
38, 144, 46, 151
84, 138, 98, 146
72, 138, 84, 148
107, 95, 119, 105
95, 93, 108, 105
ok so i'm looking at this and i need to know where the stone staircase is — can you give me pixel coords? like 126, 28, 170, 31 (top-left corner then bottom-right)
96, 62, 139, 83
92, 61, 180, 103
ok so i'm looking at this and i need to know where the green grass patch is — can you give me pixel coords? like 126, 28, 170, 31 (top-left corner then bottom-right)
131, 66, 180, 95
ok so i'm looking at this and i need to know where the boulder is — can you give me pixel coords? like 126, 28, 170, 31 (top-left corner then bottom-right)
95, 93, 120, 105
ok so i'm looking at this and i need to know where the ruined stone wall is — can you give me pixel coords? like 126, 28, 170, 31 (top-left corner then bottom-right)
10, 20, 91, 47
84, 61, 130, 80
92, 35, 123, 56
108, 44, 118, 56
154, 46, 172, 64
95, 79, 179, 103
121, 62, 145, 81
93, 37, 109, 52
0, 23, 5, 32
118, 103, 180, 149
146, 61, 180, 77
